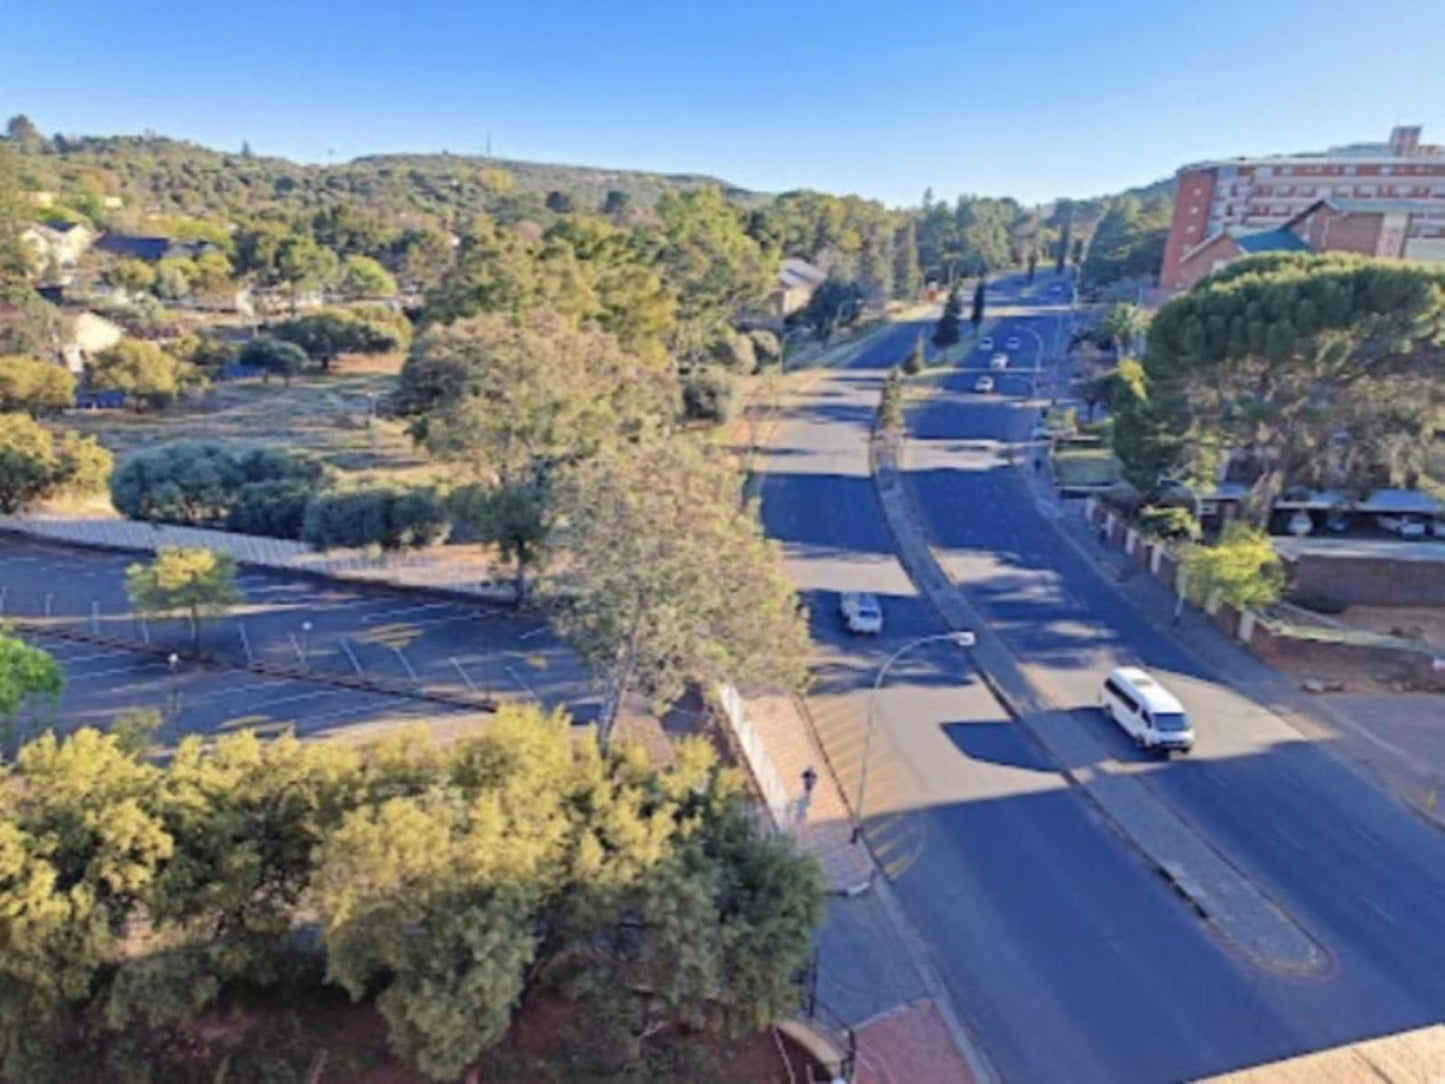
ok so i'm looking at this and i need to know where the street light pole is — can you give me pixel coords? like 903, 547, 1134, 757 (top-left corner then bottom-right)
852, 630, 976, 844
301, 620, 314, 670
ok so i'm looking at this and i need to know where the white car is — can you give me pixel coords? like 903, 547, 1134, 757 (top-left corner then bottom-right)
839, 591, 883, 635
989, 352, 1010, 370
1378, 514, 1428, 538
978, 337, 994, 351
1286, 510, 1313, 537
1005, 336, 1021, 349
974, 375, 995, 393
1100, 667, 1194, 756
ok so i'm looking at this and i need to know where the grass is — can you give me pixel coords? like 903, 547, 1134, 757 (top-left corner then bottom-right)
55, 353, 438, 486
1052, 444, 1121, 486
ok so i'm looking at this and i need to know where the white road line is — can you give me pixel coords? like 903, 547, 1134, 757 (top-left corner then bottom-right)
91, 600, 100, 634
288, 632, 306, 666
1360, 895, 1398, 926
450, 656, 478, 691
393, 646, 419, 683
340, 639, 364, 675
44, 592, 53, 616
238, 622, 254, 665
241, 688, 338, 712
1350, 823, 1381, 848
51, 649, 133, 665
0, 585, 6, 614
140, 615, 150, 644
518, 626, 548, 641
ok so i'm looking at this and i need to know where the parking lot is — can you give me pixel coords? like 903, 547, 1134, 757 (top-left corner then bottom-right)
0, 538, 598, 743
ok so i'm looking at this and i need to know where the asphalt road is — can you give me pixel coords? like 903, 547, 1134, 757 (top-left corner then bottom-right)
0, 538, 598, 743
758, 277, 1445, 1082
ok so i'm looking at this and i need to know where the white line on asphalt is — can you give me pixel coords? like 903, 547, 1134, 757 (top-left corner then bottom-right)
140, 615, 150, 644
50, 649, 133, 665
0, 585, 6, 614
1360, 895, 1398, 926
91, 600, 100, 634
44, 592, 52, 616
288, 632, 306, 666
505, 664, 536, 699
1274, 825, 1305, 851
340, 639, 364, 675
1350, 823, 1381, 848
450, 656, 478, 691
393, 646, 419, 683
238, 622, 254, 665
239, 688, 338, 712
362, 602, 461, 623
518, 625, 548, 640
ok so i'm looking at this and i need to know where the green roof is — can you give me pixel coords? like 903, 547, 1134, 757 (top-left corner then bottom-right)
1233, 228, 1310, 254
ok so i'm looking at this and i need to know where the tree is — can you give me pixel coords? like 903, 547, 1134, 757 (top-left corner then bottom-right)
0, 355, 75, 415
1079, 195, 1170, 294
0, 411, 110, 513
802, 278, 863, 343
153, 257, 197, 300
1181, 522, 1284, 611
1027, 252, 1038, 283
970, 277, 986, 330
110, 440, 320, 526
267, 311, 364, 371
876, 367, 903, 432
932, 288, 961, 349
238, 334, 308, 383
126, 547, 241, 652
681, 367, 740, 423
89, 338, 188, 409
551, 434, 809, 743
1103, 302, 1148, 359
301, 487, 450, 552
601, 189, 630, 218
449, 481, 550, 606
191, 248, 234, 303
0, 144, 32, 288
105, 258, 156, 295
338, 254, 397, 299
393, 227, 452, 291
276, 233, 339, 311
891, 220, 922, 300
545, 190, 575, 214
0, 630, 63, 729
1141, 254, 1445, 521
4, 115, 44, 149
1055, 202, 1072, 275
903, 331, 925, 375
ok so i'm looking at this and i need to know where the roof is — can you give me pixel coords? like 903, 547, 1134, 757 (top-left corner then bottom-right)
95, 234, 211, 262
1319, 198, 1444, 217
1272, 487, 1440, 515
1110, 668, 1185, 713
777, 256, 827, 291
1230, 227, 1310, 254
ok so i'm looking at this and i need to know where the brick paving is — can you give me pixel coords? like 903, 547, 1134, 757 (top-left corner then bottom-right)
853, 1000, 978, 1084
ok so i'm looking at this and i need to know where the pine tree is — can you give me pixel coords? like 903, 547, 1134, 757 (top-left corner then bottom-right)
902, 331, 925, 375
932, 288, 962, 349
970, 278, 986, 329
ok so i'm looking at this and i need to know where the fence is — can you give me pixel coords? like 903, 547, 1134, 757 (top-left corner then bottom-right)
714, 682, 791, 828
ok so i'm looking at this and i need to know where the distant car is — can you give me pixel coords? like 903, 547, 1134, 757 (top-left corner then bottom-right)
989, 352, 1009, 370
1286, 510, 1313, 537
1100, 667, 1194, 756
1325, 510, 1351, 533
1005, 336, 1021, 350
978, 337, 994, 351
1377, 514, 1427, 539
839, 591, 883, 635
974, 374, 995, 393
1433, 519, 1445, 539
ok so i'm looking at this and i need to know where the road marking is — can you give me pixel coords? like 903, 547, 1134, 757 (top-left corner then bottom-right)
505, 664, 537, 699
449, 656, 478, 692
90, 601, 100, 634
288, 632, 307, 666
64, 662, 163, 680
238, 622, 254, 665
51, 649, 133, 665
1274, 825, 1305, 851
44, 592, 53, 616
139, 615, 150, 644
0, 585, 6, 614
393, 646, 419, 683
362, 602, 461, 623
340, 639, 364, 675
1360, 895, 1398, 926
519, 625, 549, 640
1350, 823, 1381, 848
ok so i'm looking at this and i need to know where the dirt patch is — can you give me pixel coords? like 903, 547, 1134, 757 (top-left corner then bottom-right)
1343, 605, 1445, 652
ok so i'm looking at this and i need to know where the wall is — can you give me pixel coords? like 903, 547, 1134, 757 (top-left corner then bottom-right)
1161, 167, 1218, 290
1286, 553, 1445, 607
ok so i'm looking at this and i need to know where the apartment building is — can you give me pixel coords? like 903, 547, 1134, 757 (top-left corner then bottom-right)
1160, 126, 1445, 290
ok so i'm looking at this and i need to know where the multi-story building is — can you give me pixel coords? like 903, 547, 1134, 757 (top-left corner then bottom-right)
1160, 126, 1445, 290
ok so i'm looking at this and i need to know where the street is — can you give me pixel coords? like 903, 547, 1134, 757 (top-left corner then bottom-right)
757, 276, 1445, 1082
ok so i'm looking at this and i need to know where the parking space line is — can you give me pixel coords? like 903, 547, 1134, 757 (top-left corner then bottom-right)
393, 647, 419, 683
64, 662, 167, 681
288, 632, 307, 667
238, 622, 254, 665
90, 601, 100, 634
450, 656, 478, 692
340, 640, 364, 675
362, 602, 462, 623
506, 664, 537, 699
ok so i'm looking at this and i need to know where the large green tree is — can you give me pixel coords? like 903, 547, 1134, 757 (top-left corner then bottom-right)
125, 547, 241, 652
0, 355, 75, 415
0, 411, 110, 513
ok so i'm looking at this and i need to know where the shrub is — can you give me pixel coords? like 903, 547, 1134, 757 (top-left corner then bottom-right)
747, 329, 781, 368
1137, 504, 1200, 542
681, 368, 739, 424
238, 335, 309, 382
226, 480, 313, 539
1287, 590, 1348, 615
110, 440, 321, 526
0, 412, 111, 513
89, 338, 190, 410
706, 328, 757, 374
0, 355, 76, 415
302, 487, 450, 551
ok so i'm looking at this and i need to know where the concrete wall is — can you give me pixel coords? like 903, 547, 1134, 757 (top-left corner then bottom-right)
1286, 553, 1445, 607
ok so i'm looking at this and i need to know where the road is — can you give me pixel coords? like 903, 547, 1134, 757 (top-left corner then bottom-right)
758, 281, 1445, 1082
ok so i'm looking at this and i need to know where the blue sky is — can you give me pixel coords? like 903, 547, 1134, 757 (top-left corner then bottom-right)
4, 0, 1443, 207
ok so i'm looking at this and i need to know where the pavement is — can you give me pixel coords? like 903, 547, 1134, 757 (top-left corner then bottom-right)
0, 537, 597, 745
889, 272, 1445, 1079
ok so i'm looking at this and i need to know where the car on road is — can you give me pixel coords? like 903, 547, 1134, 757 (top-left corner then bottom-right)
973, 374, 995, 393
978, 337, 994, 351
839, 591, 883, 635
1377, 514, 1428, 538
1005, 336, 1021, 350
989, 352, 1009, 370
1100, 667, 1194, 755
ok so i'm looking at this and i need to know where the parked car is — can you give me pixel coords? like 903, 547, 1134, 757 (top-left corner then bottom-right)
989, 352, 1010, 370
1286, 510, 1313, 537
978, 337, 994, 351
1100, 667, 1194, 756
839, 591, 883, 635
1433, 519, 1445, 539
1377, 514, 1428, 538
1005, 336, 1021, 349
974, 374, 995, 393
1325, 510, 1352, 533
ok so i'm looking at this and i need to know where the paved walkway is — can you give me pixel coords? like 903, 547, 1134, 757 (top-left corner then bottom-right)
854, 1001, 978, 1084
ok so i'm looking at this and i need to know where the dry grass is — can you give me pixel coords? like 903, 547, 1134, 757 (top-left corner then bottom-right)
55, 352, 441, 485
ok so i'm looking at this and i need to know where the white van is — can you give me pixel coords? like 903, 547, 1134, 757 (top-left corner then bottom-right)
1099, 666, 1194, 755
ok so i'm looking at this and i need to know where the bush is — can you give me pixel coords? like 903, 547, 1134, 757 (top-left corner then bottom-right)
302, 487, 450, 551
0, 355, 76, 415
89, 338, 190, 410
238, 335, 308, 382
681, 368, 739, 424
706, 328, 757, 374
747, 329, 781, 368
226, 480, 313, 539
1137, 504, 1200, 542
0, 412, 111, 513
110, 440, 321, 526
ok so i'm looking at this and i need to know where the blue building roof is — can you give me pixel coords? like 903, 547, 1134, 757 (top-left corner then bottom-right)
1231, 228, 1310, 254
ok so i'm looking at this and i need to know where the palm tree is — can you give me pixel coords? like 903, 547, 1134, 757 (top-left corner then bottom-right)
1104, 302, 1149, 360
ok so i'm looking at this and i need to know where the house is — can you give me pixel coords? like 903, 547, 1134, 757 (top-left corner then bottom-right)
772, 257, 827, 318
61, 311, 125, 374
21, 221, 97, 273
94, 234, 217, 263
1172, 225, 1311, 290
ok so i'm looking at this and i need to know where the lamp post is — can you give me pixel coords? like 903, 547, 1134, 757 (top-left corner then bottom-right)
1162, 476, 1204, 624
852, 630, 977, 844
301, 620, 313, 670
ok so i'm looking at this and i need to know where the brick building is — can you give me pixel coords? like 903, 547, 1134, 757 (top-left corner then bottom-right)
1161, 126, 1445, 290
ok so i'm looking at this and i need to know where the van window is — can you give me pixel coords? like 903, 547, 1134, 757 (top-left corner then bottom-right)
1153, 712, 1190, 733
1105, 679, 1139, 714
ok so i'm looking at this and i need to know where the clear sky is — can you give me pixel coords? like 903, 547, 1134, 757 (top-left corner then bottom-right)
4, 0, 1443, 208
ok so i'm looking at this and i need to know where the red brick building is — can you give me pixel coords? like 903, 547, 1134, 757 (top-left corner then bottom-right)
1161, 126, 1445, 290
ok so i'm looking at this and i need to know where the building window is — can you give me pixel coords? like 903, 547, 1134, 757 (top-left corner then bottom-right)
1344, 165, 1356, 175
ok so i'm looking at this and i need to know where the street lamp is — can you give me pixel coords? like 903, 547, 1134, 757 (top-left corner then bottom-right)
852, 630, 977, 844
301, 620, 314, 669
1160, 475, 1204, 624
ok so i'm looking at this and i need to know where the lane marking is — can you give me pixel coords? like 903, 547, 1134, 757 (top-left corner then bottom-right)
1350, 823, 1381, 848
450, 657, 478, 692
393, 646, 419, 684
340, 639, 364, 675
238, 622, 254, 665
1360, 895, 1398, 926
362, 602, 462, 623
1274, 825, 1305, 851
505, 664, 537, 699
288, 632, 307, 666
